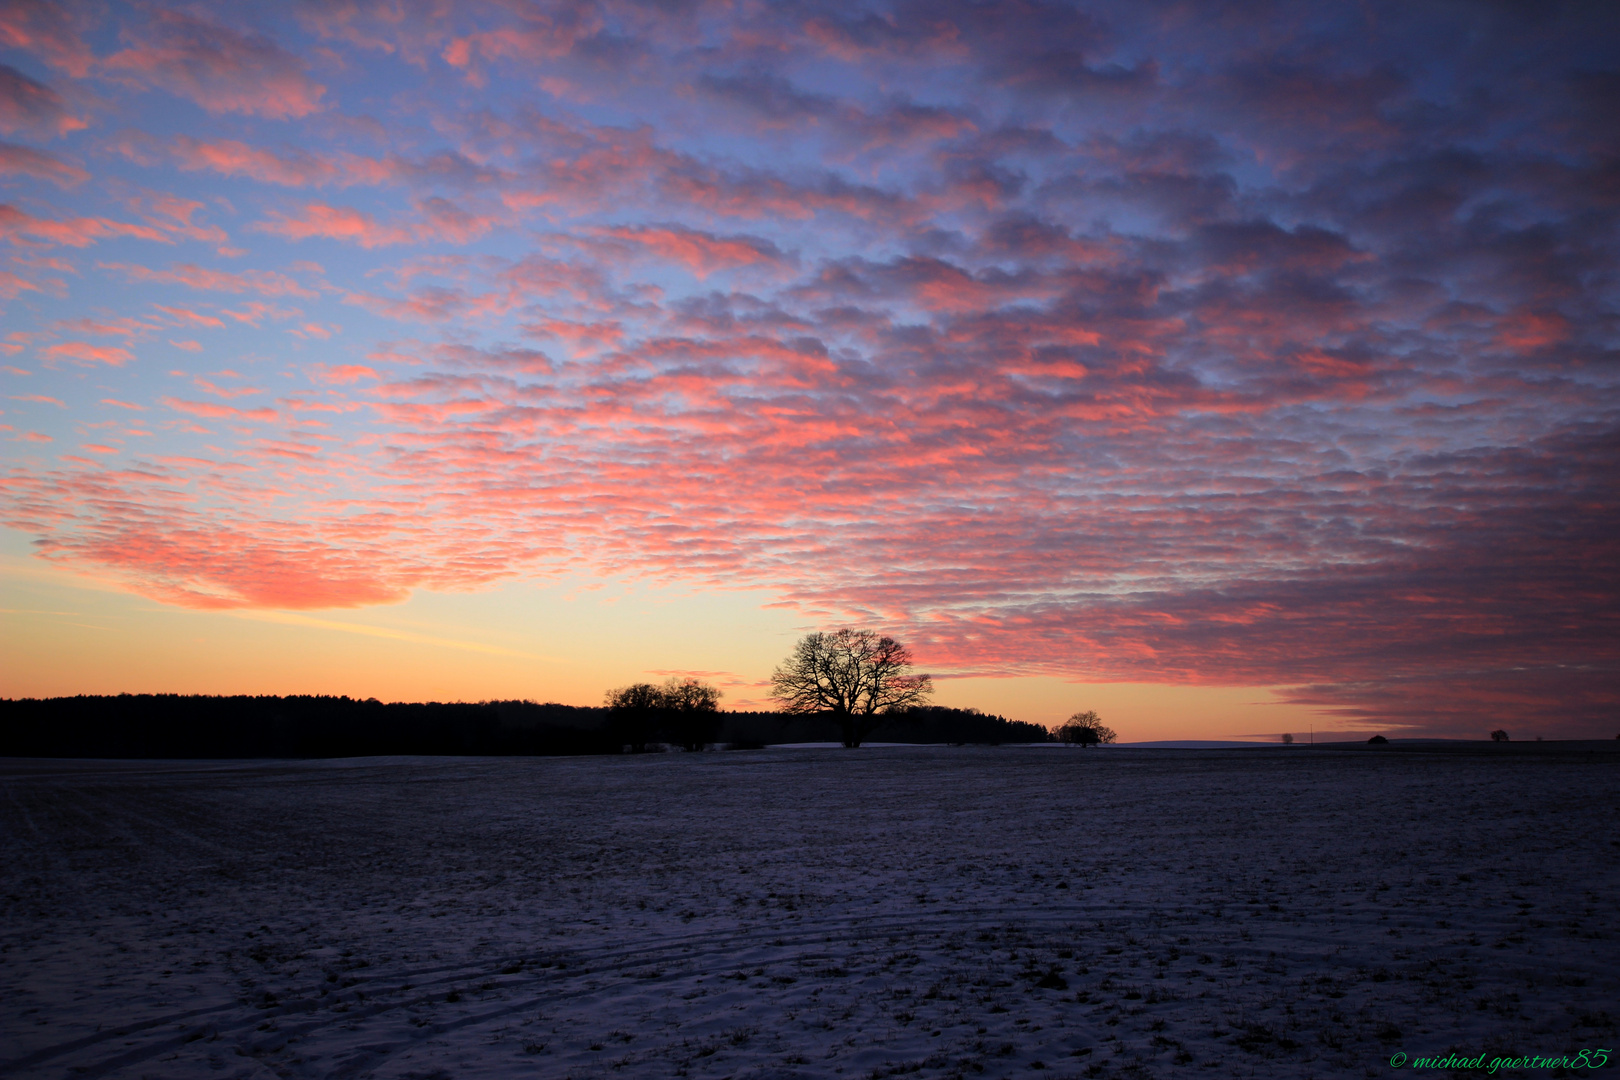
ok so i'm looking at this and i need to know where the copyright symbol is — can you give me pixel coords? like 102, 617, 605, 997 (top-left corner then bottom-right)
1390, 1052, 1407, 1067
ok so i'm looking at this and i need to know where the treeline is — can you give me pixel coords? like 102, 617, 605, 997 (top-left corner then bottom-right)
0, 695, 1050, 759
0, 696, 613, 759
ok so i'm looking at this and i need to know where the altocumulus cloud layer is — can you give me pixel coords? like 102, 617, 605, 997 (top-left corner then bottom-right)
1, 0, 1617, 733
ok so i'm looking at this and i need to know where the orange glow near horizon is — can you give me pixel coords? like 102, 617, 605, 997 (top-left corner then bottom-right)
3, 546, 1348, 742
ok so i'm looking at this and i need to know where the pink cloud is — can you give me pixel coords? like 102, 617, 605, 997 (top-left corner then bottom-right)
169, 136, 340, 187
0, 268, 41, 298
102, 9, 325, 120
220, 301, 301, 326
0, 62, 83, 136
0, 140, 86, 185
42, 341, 133, 366
1, 203, 171, 248
258, 199, 502, 248
257, 202, 414, 247
0, 1, 94, 77
417, 197, 498, 244
151, 303, 225, 328
590, 224, 790, 278
99, 262, 318, 298
43, 519, 411, 610
162, 397, 276, 422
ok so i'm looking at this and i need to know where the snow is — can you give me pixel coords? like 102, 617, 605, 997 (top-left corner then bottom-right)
2, 747, 1615, 1078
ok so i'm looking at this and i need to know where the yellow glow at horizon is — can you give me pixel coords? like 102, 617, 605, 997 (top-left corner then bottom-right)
2, 537, 1341, 741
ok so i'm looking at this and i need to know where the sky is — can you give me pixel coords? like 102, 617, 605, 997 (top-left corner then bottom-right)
2, 0, 1617, 741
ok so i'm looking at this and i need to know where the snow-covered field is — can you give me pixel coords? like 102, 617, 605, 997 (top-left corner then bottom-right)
2, 747, 1615, 1079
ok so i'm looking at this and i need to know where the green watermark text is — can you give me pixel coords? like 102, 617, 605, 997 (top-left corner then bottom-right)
1389, 1049, 1610, 1073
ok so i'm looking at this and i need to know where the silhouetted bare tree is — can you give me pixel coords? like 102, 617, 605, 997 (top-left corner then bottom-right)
1055, 710, 1116, 747
1490, 728, 1510, 742
770, 629, 933, 747
661, 677, 722, 751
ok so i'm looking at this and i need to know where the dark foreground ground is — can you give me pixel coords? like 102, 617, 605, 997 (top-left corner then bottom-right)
1, 748, 1615, 1079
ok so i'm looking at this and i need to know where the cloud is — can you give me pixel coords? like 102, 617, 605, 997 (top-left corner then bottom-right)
162, 397, 276, 421
258, 202, 414, 247
158, 135, 510, 192
317, 364, 378, 384
0, 268, 41, 298
41, 341, 134, 366
98, 261, 318, 298
1, 203, 171, 247
0, 63, 83, 136
38, 522, 411, 609
0, 0, 95, 77
102, 9, 325, 120
588, 223, 791, 278
151, 303, 226, 329
256, 199, 500, 247
168, 136, 341, 186
0, 140, 86, 184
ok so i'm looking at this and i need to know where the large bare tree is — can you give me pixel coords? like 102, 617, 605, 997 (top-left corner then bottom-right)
770, 629, 933, 747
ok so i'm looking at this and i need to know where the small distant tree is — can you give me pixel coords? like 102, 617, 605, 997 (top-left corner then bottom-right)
1055, 710, 1116, 747
770, 629, 933, 748
1281, 733, 1294, 745
1489, 729, 1509, 743
605, 678, 724, 752
662, 677, 723, 752
605, 683, 664, 753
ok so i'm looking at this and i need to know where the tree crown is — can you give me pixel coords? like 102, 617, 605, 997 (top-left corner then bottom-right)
769, 629, 933, 718
1055, 709, 1117, 746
